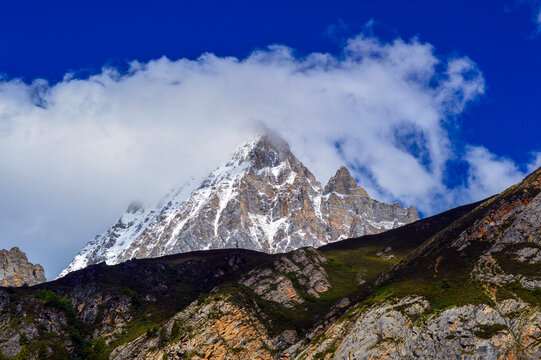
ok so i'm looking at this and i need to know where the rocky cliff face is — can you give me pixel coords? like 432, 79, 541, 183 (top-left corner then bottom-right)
290, 296, 540, 359
2, 169, 539, 359
60, 132, 418, 277
0, 247, 46, 287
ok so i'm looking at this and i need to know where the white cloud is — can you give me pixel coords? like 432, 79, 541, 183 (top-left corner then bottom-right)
527, 152, 541, 172
462, 146, 540, 200
0, 32, 535, 278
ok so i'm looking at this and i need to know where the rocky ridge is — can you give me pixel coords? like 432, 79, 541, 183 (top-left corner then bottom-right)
0, 247, 46, 287
60, 132, 418, 277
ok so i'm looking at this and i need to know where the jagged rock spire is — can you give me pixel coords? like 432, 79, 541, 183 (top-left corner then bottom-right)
324, 166, 369, 197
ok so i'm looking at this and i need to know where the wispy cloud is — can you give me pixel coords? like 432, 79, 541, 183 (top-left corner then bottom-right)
515, 0, 541, 31
462, 146, 541, 201
0, 32, 536, 277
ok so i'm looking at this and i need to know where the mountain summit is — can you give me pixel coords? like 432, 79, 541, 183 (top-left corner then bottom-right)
59, 132, 418, 277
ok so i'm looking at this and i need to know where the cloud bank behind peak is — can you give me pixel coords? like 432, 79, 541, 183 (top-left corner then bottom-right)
0, 33, 538, 278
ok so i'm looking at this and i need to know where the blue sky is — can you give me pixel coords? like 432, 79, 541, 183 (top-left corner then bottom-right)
1, 0, 540, 163
0, 0, 540, 278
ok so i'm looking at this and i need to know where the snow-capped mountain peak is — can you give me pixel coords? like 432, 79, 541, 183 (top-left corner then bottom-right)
59, 132, 418, 278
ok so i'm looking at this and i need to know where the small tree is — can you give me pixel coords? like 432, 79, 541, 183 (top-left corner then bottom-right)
158, 327, 168, 347
49, 344, 70, 360
0, 349, 9, 360
37, 343, 48, 360
14, 345, 30, 360
170, 321, 181, 340
92, 337, 109, 360
146, 326, 157, 338
19, 332, 28, 346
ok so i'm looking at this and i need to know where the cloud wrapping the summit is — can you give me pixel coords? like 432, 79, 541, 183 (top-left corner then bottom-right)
0, 33, 536, 277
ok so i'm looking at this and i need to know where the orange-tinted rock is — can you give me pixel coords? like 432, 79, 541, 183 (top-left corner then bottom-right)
0, 247, 46, 287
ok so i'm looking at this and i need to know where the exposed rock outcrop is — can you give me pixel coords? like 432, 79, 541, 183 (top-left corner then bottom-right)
291, 297, 540, 360
112, 296, 275, 360
242, 247, 331, 308
0, 247, 46, 287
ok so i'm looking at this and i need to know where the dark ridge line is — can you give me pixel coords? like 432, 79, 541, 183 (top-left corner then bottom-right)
15, 198, 491, 289
318, 198, 490, 252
